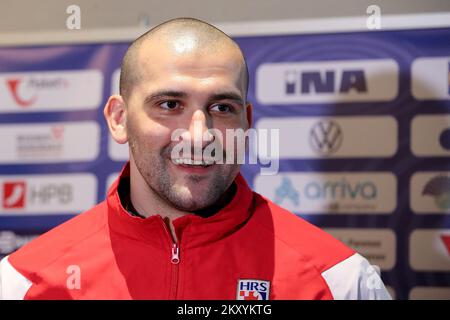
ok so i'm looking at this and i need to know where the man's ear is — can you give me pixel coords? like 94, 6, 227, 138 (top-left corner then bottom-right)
246, 103, 253, 129
244, 103, 253, 152
103, 95, 128, 144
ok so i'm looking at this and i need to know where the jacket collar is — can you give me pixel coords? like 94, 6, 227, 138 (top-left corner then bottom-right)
107, 162, 254, 249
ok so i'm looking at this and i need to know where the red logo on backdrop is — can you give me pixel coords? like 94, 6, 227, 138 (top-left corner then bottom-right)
6, 79, 37, 107
3, 181, 26, 209
51, 126, 65, 140
441, 235, 450, 256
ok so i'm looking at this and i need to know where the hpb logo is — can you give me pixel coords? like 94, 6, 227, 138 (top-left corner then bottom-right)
2, 181, 26, 209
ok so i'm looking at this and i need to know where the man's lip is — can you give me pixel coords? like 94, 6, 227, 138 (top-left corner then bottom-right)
169, 159, 215, 173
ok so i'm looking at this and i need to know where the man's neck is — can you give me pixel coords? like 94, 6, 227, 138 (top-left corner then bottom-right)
127, 161, 238, 242
129, 161, 186, 222
191, 182, 236, 218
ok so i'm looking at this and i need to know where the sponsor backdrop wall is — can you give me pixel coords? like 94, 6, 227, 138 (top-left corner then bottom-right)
0, 26, 449, 300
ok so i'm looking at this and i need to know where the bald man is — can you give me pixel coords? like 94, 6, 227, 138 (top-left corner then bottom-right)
0, 18, 390, 300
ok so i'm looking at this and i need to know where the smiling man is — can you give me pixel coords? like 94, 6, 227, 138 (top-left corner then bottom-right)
0, 18, 391, 300
113, 20, 251, 236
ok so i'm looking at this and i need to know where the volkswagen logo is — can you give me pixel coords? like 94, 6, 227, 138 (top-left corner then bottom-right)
309, 120, 343, 155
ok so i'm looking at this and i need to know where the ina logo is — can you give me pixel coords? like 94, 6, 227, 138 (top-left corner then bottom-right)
237, 279, 270, 300
422, 175, 450, 210
284, 69, 367, 95
274, 177, 300, 207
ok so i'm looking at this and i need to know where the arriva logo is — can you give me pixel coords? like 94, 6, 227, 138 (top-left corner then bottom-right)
274, 176, 377, 207
274, 177, 300, 206
255, 173, 396, 214
303, 178, 377, 200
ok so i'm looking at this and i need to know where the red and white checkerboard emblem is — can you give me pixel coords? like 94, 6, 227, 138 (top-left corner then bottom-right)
237, 279, 270, 300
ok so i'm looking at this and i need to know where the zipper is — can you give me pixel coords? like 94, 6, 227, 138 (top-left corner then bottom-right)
170, 242, 180, 299
162, 219, 180, 299
171, 243, 180, 264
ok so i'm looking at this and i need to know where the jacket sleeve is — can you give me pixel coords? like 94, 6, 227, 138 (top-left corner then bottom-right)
321, 253, 392, 300
0, 256, 33, 300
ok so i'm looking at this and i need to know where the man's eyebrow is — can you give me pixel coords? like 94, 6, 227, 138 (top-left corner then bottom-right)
210, 92, 245, 105
143, 90, 187, 104
143, 90, 245, 105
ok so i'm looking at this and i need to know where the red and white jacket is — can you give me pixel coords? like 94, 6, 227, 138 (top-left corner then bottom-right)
0, 163, 391, 300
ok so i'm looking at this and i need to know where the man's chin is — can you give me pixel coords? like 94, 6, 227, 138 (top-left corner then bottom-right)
168, 197, 215, 213
170, 186, 215, 208
170, 170, 218, 192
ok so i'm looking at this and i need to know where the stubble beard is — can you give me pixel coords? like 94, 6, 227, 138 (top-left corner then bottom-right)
128, 135, 239, 212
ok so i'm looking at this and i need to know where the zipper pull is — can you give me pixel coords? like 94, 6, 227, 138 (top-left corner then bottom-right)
171, 243, 180, 264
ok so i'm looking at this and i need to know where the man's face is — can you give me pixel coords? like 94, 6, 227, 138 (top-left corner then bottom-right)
125, 39, 251, 212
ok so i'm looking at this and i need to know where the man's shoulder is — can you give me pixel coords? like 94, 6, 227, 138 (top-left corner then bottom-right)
250, 197, 392, 300
251, 192, 355, 273
7, 200, 109, 273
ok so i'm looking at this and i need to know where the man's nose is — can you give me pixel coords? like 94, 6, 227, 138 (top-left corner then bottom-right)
183, 109, 214, 150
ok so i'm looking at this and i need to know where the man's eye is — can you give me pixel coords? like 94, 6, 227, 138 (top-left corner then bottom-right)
210, 104, 232, 113
159, 101, 180, 110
